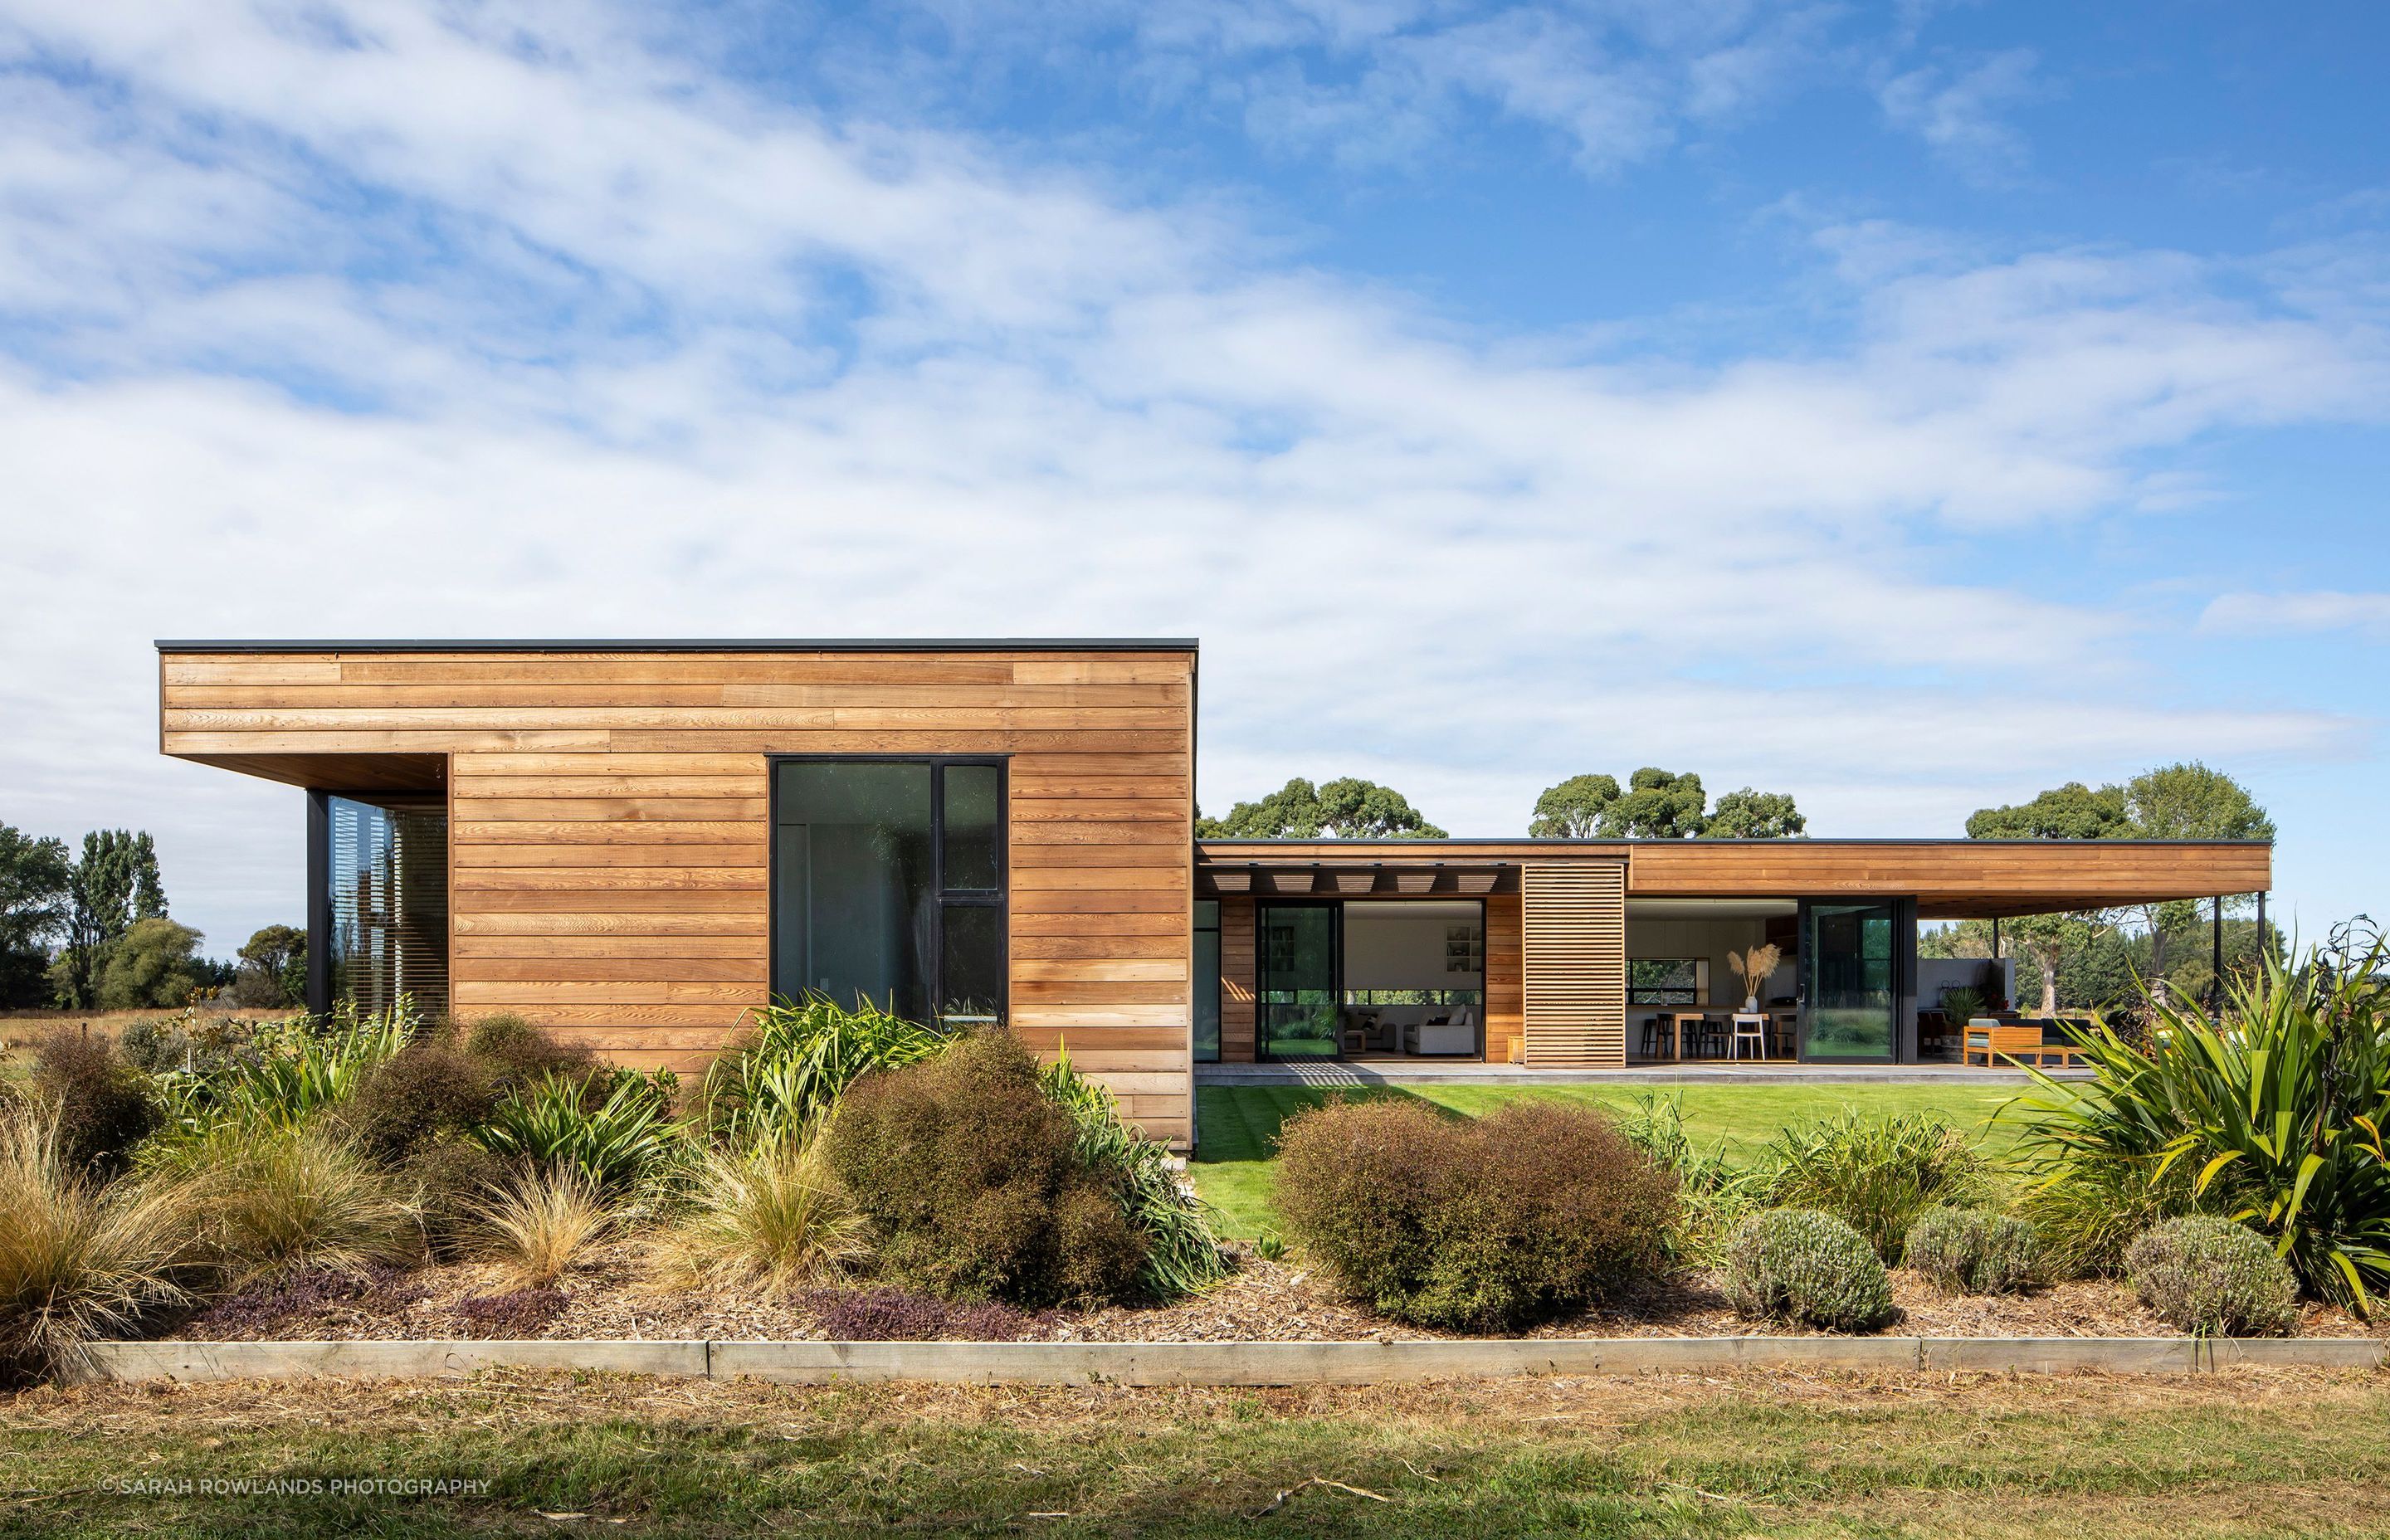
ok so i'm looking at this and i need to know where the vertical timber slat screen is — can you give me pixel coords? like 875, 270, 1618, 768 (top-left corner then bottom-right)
1521, 861, 1625, 1066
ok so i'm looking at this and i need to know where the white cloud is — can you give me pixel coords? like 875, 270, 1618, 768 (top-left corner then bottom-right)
0, 1, 2381, 948
2199, 592, 2390, 640
1880, 47, 2041, 180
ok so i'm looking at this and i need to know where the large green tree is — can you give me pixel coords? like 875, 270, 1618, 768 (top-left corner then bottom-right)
56, 829, 168, 1007
1705, 787, 1807, 839
1529, 769, 1805, 839
232, 923, 309, 1007
2123, 762, 2275, 1006
1197, 777, 1446, 839
2003, 910, 2112, 1016
93, 915, 207, 1010
1963, 781, 2132, 841
0, 820, 73, 1006
1526, 773, 1620, 837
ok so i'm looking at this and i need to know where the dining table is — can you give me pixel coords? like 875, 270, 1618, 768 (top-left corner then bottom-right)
1651, 1008, 1797, 1061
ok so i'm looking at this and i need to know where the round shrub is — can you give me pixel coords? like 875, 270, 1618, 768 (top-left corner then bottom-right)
1273, 1096, 1677, 1333
30, 1029, 157, 1178
339, 1041, 499, 1164
825, 1031, 1146, 1309
2124, 1216, 2299, 1336
463, 1014, 594, 1090
1903, 1207, 2043, 1294
1723, 1208, 1895, 1332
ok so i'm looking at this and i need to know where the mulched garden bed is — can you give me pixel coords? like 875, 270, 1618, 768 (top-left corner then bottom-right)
163, 1243, 2385, 1345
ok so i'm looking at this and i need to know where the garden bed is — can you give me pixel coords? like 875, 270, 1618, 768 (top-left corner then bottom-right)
162, 1245, 2384, 1347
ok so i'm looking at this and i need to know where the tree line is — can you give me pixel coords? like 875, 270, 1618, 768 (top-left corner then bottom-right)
0, 819, 305, 1011
1196, 768, 1807, 840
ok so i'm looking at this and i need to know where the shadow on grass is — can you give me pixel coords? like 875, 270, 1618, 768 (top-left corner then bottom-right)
1189, 1084, 1455, 1241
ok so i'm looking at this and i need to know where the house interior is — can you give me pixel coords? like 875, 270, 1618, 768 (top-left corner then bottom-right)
1258, 899, 1486, 1060
1625, 897, 2018, 1063
1625, 899, 1801, 1061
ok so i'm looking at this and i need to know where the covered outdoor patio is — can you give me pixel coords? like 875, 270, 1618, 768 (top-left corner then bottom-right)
1196, 836, 2273, 1070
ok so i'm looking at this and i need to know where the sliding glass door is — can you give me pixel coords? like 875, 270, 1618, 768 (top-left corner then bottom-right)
1800, 900, 1898, 1061
1258, 902, 1340, 1060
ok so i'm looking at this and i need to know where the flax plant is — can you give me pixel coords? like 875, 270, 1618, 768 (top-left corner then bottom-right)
2004, 936, 2390, 1310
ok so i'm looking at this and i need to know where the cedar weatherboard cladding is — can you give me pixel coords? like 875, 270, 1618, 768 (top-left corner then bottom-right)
159, 646, 1197, 1143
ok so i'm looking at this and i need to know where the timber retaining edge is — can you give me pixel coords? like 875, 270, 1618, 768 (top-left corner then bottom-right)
73, 1335, 2389, 1386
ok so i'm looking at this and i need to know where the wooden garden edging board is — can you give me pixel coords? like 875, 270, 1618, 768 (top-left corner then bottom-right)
78, 1335, 2387, 1386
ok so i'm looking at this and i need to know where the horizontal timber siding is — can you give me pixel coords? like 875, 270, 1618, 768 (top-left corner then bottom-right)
1484, 892, 1523, 1065
161, 648, 1196, 1144
1218, 896, 1256, 1064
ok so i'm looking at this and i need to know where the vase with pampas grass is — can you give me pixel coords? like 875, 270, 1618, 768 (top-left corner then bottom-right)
1727, 943, 1780, 1013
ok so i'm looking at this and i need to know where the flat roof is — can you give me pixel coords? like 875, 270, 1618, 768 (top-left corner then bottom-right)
157, 638, 1199, 653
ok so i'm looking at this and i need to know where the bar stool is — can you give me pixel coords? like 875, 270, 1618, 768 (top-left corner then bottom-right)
1638, 1016, 1662, 1058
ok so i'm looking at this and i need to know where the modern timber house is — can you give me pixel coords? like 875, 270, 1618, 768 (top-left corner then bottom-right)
158, 639, 2273, 1148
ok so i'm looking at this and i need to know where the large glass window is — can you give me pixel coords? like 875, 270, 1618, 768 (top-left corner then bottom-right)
315, 793, 449, 1018
1802, 902, 1896, 1060
1627, 958, 1706, 1006
772, 759, 1005, 1027
1193, 899, 1221, 1063
1259, 903, 1339, 1060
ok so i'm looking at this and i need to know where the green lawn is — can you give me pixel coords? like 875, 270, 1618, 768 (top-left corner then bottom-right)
6, 1370, 2387, 1538
1192, 1082, 2030, 1240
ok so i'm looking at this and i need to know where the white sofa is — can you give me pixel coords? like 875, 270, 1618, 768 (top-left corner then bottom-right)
1404, 1006, 1478, 1056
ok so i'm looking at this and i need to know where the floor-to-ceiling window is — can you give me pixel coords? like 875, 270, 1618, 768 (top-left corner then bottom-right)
1801, 899, 1898, 1060
772, 758, 1006, 1027
310, 792, 449, 1018
1193, 899, 1222, 1063
1258, 902, 1339, 1059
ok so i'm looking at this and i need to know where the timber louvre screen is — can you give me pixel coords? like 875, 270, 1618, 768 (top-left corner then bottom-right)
1521, 861, 1626, 1066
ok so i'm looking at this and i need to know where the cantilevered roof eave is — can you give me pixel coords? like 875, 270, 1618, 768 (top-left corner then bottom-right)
157, 637, 1200, 654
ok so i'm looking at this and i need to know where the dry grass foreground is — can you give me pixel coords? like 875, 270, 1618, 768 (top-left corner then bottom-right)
5, 1367, 2389, 1538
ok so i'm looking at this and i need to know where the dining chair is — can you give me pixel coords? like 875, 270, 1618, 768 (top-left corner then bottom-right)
1729, 1012, 1767, 1061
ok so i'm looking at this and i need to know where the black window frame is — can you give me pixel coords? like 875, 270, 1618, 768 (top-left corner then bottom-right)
765, 754, 1009, 1027
305, 787, 451, 1020
1627, 956, 1706, 1006
1193, 899, 1222, 1064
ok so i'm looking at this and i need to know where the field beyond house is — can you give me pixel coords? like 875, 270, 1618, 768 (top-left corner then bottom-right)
7, 1368, 2388, 1538
1191, 1082, 2028, 1240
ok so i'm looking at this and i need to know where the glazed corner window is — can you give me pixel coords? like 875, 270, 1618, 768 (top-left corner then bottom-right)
772, 759, 1006, 1028
1627, 958, 1705, 1006
1193, 899, 1221, 1064
311, 792, 449, 1019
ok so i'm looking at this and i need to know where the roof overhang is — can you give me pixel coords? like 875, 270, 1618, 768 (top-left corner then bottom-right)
157, 638, 1197, 653
1196, 837, 2271, 919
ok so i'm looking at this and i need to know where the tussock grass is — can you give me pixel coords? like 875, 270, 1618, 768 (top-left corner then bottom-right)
665, 1138, 864, 1293
183, 1124, 419, 1284
0, 1109, 190, 1382
472, 1164, 615, 1289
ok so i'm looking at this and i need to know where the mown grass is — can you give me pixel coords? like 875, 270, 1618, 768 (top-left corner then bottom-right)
1192, 1083, 2027, 1240
3, 1369, 2387, 1538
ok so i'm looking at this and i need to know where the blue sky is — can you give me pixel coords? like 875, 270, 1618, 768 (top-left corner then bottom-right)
0, 0, 2383, 953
